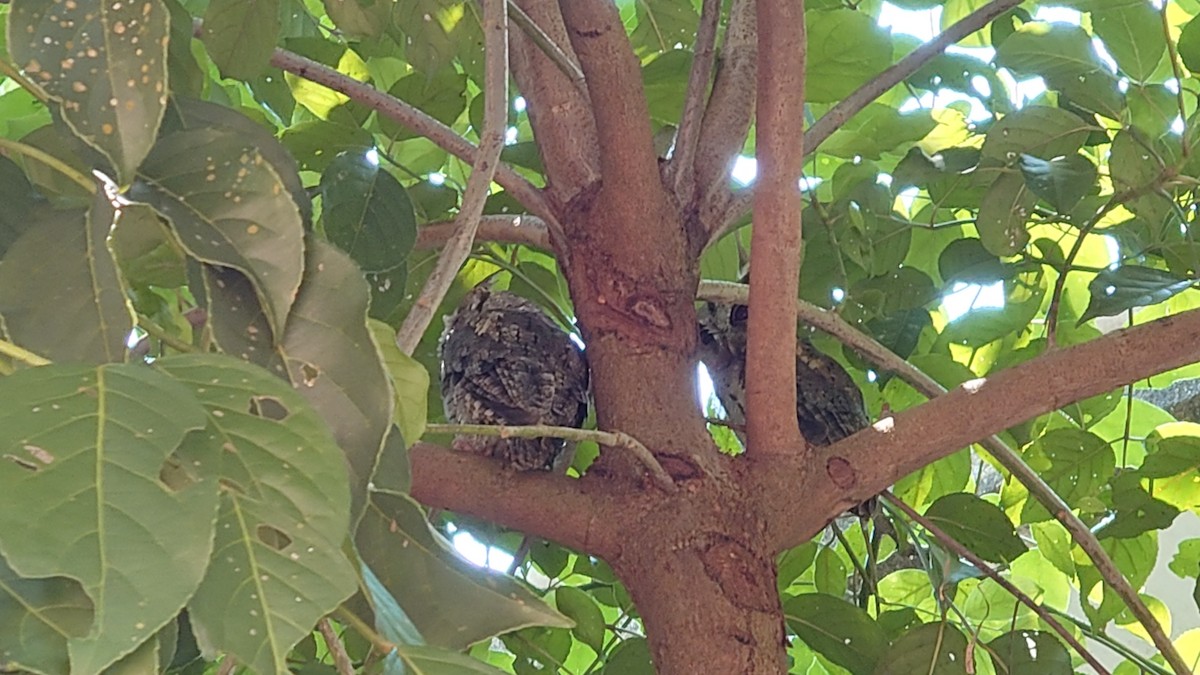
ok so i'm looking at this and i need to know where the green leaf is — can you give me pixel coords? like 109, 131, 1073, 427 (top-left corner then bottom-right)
8, 0, 169, 183
813, 546, 847, 597
641, 50, 691, 124
629, 0, 698, 56
1141, 431, 1200, 479
1168, 538, 1200, 579
281, 119, 374, 173
556, 587, 605, 651
109, 203, 188, 290
980, 106, 1090, 163
986, 630, 1071, 675
1097, 471, 1178, 539
806, 10, 891, 104
1092, 0, 1164, 82
202, 0, 280, 80
0, 194, 133, 364
1019, 153, 1097, 213
156, 355, 357, 675
320, 151, 417, 274
875, 622, 969, 675
1177, 14, 1200, 73
0, 554, 94, 675
381, 71, 468, 140
601, 637, 654, 674
129, 128, 306, 338
368, 319, 430, 447
0, 363, 219, 674
995, 22, 1124, 119
1021, 429, 1115, 523
976, 172, 1035, 256
392, 644, 510, 674
937, 238, 1007, 285
925, 494, 1027, 563
822, 105, 936, 160
323, 0, 392, 39
354, 492, 573, 650
1080, 265, 1194, 323
784, 594, 889, 674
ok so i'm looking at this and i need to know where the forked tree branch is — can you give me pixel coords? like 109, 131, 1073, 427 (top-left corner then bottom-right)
395, 0, 509, 355
759, 307, 1200, 675
699, 280, 1190, 673
716, 0, 1024, 241
744, 0, 806, 453
882, 493, 1110, 675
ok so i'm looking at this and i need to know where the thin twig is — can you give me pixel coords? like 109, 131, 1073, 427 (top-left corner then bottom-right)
507, 2, 587, 96
259, 47, 557, 230
698, 280, 1190, 675
0, 339, 50, 367
395, 0, 510, 355
216, 655, 237, 675
1162, 4, 1190, 159
883, 492, 1110, 675
716, 0, 1023, 240
0, 137, 96, 193
667, 0, 721, 194
317, 618, 355, 675
334, 606, 398, 657
744, 0, 807, 454
415, 214, 551, 250
0, 57, 47, 103
138, 317, 197, 353
426, 423, 677, 492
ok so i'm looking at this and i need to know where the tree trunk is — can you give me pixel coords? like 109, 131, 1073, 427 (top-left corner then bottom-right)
614, 537, 787, 673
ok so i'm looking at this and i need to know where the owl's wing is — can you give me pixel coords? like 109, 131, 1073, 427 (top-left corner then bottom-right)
795, 343, 870, 445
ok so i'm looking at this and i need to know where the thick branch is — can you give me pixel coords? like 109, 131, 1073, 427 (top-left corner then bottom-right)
266, 48, 556, 229
770, 307, 1200, 544
717, 0, 1022, 239
667, 0, 721, 196
395, 0, 508, 355
557, 0, 664, 208
691, 0, 756, 235
415, 215, 550, 251
509, 0, 599, 206
508, 2, 587, 96
745, 0, 806, 453
408, 442, 623, 558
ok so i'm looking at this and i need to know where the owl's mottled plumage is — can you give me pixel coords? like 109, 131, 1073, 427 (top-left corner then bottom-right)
697, 301, 874, 515
439, 286, 589, 470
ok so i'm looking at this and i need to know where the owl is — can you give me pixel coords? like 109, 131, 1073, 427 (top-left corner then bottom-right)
438, 286, 589, 470
697, 301, 875, 516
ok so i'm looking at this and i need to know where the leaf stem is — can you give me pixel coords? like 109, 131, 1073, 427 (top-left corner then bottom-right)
0, 137, 95, 193
0, 339, 50, 367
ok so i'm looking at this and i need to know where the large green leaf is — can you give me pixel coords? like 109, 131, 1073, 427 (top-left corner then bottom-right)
392, 644, 510, 674
821, 105, 936, 160
0, 554, 94, 675
986, 630, 1072, 675
807, 9, 891, 104
1021, 429, 1115, 523
355, 492, 572, 650
0, 363, 219, 674
156, 355, 357, 675
876, 623, 969, 675
129, 128, 306, 338
629, 0, 699, 56
1092, 0, 1164, 82
368, 319, 430, 447
1018, 153, 1098, 213
784, 594, 889, 674
924, 494, 1027, 563
0, 193, 132, 364
1080, 265, 1195, 323
323, 0, 392, 39
980, 106, 1091, 162
202, 0, 281, 80
319, 151, 417, 274
995, 22, 1124, 119
8, 0, 169, 183
976, 171, 1036, 256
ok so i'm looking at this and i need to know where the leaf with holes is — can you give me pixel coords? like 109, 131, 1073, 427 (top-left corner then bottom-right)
925, 494, 1027, 563
202, 0, 280, 80
1019, 153, 1097, 213
1080, 265, 1195, 323
976, 172, 1036, 256
128, 128, 305, 338
0, 554, 94, 675
1021, 429, 1115, 523
8, 0, 169, 183
156, 354, 357, 675
355, 492, 572, 650
784, 593, 889, 674
0, 363, 219, 674
0, 189, 133, 364
986, 630, 1072, 675
979, 106, 1090, 163
319, 151, 416, 274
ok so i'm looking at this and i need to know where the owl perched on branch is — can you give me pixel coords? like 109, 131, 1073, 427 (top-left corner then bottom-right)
438, 286, 589, 470
697, 301, 875, 515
